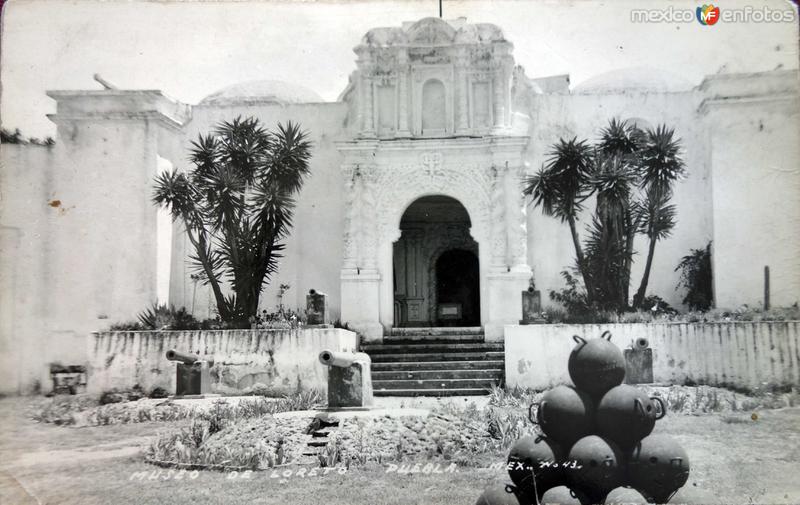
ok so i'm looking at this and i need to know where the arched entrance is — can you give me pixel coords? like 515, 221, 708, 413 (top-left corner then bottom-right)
435, 249, 480, 326
392, 195, 479, 327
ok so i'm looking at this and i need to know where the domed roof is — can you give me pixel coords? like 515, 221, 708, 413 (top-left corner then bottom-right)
199, 80, 323, 106
573, 67, 694, 94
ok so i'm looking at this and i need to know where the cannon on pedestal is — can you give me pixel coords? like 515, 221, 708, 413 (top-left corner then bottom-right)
165, 349, 217, 398
318, 350, 373, 410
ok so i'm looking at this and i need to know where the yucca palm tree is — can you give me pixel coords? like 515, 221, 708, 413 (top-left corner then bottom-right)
586, 153, 638, 308
153, 117, 312, 326
593, 119, 644, 307
524, 119, 685, 312
523, 138, 594, 293
632, 126, 685, 308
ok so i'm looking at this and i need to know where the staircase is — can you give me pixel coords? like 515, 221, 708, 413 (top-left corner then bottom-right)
361, 327, 504, 396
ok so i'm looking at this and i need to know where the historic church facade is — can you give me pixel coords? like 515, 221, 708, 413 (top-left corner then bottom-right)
1, 18, 798, 388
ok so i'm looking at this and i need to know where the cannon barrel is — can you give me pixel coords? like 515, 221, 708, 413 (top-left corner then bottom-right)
166, 349, 214, 367
318, 349, 369, 368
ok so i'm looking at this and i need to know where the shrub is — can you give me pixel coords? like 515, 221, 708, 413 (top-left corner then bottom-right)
676, 242, 713, 311
138, 303, 202, 330
150, 386, 169, 399
250, 307, 306, 330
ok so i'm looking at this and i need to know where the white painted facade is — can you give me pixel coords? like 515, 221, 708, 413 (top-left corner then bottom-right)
1, 17, 798, 393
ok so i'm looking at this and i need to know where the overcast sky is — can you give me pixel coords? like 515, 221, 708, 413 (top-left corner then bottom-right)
1, 0, 798, 137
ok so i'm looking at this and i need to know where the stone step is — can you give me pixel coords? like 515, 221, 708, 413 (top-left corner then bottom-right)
384, 335, 485, 342
307, 439, 329, 447
389, 327, 483, 337
373, 378, 501, 390
373, 388, 493, 397
372, 360, 504, 372
369, 351, 505, 362
362, 342, 504, 353
372, 369, 503, 380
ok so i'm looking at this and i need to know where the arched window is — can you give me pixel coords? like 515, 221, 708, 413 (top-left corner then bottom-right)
421, 79, 446, 133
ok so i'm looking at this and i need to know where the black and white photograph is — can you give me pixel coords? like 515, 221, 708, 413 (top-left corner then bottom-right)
0, 0, 798, 503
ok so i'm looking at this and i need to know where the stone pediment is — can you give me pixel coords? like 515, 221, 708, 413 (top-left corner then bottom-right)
406, 17, 457, 46
360, 18, 507, 49
350, 18, 517, 140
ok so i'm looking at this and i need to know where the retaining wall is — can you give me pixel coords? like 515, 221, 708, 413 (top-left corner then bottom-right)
505, 322, 800, 392
87, 327, 358, 395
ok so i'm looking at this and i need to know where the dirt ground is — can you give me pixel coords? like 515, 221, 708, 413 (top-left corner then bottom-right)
0, 397, 798, 505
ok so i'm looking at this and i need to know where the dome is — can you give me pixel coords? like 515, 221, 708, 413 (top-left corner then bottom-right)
573, 67, 694, 94
199, 80, 324, 106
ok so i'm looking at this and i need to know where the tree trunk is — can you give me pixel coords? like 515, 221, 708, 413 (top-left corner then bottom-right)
623, 211, 639, 308
568, 214, 592, 300
633, 236, 657, 309
186, 227, 229, 320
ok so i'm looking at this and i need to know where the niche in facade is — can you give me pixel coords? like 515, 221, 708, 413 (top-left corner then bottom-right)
421, 79, 446, 134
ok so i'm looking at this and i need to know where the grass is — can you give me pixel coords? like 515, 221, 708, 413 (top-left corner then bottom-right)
2, 395, 800, 504
30, 390, 324, 427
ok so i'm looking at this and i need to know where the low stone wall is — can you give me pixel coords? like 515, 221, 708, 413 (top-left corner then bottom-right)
505, 322, 800, 392
87, 328, 358, 395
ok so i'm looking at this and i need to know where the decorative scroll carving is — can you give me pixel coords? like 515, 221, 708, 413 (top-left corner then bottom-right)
397, 51, 410, 135
508, 164, 529, 269
490, 163, 507, 268
372, 155, 492, 248
342, 164, 380, 271
341, 165, 359, 270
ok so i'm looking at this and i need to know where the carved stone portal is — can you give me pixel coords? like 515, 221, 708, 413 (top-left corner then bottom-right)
338, 18, 531, 341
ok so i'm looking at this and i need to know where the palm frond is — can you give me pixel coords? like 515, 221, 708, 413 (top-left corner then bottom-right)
639, 125, 685, 193
598, 118, 644, 156
152, 169, 195, 220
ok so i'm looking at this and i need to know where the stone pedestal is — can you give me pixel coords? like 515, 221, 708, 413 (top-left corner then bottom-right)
520, 289, 546, 324
484, 269, 530, 341
340, 269, 383, 341
319, 350, 373, 410
306, 289, 329, 325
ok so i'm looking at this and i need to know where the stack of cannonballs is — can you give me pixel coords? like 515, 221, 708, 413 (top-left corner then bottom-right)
476, 331, 690, 505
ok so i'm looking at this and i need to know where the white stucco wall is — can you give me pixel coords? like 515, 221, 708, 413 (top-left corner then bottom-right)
1, 69, 797, 394
172, 101, 349, 322
521, 85, 712, 310
87, 327, 357, 395
0, 144, 54, 394
505, 322, 800, 391
702, 72, 800, 309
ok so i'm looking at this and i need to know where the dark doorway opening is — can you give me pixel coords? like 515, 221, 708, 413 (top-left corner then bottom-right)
435, 249, 480, 326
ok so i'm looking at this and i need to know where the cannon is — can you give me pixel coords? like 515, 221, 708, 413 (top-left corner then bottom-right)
318, 350, 373, 410
165, 349, 215, 398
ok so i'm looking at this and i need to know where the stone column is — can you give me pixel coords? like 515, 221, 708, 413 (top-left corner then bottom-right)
341, 165, 359, 272
360, 166, 378, 270
490, 163, 508, 270
492, 68, 505, 131
339, 163, 382, 341
455, 52, 470, 134
507, 164, 530, 272
362, 73, 376, 137
396, 51, 411, 137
